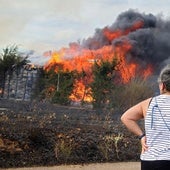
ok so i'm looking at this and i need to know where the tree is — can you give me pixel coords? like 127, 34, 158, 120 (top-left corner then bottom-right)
51, 70, 76, 105
0, 45, 29, 98
40, 67, 77, 105
90, 59, 118, 109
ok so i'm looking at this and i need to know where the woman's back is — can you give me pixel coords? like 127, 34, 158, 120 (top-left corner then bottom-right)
141, 94, 170, 160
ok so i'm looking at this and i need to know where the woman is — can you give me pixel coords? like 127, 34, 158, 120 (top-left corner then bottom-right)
121, 64, 170, 170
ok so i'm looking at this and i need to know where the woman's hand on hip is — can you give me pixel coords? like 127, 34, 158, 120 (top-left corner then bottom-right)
141, 136, 148, 154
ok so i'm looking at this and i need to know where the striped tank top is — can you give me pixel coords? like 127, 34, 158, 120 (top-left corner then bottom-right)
141, 94, 170, 160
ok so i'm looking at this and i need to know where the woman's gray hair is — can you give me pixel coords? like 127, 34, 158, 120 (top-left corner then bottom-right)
158, 64, 170, 91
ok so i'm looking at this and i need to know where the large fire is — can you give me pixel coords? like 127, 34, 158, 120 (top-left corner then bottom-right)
44, 19, 153, 102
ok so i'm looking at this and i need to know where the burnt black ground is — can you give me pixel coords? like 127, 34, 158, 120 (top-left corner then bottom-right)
0, 99, 140, 168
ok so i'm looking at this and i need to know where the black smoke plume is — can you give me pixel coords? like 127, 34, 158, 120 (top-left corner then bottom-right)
82, 9, 170, 74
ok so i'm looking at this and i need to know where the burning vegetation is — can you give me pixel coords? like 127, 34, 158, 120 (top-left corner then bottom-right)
43, 9, 170, 104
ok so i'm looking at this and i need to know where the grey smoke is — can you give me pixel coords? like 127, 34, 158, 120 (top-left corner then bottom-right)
82, 9, 170, 74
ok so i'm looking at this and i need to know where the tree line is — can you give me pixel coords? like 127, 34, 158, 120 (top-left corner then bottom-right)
0, 45, 154, 114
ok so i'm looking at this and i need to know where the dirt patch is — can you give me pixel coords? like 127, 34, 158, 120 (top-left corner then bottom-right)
0, 162, 140, 170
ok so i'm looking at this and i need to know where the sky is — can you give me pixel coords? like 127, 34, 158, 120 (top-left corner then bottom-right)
1, 0, 170, 65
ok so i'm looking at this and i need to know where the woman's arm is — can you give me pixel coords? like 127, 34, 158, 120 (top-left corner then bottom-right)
121, 102, 144, 136
121, 98, 151, 152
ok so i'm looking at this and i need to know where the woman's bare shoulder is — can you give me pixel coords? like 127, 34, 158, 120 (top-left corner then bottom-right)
140, 97, 152, 116
141, 97, 152, 105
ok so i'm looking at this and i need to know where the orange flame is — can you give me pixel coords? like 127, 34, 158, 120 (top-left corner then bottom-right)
103, 20, 144, 42
44, 20, 152, 102
69, 80, 93, 102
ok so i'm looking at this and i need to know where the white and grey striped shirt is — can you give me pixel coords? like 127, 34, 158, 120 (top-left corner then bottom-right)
141, 94, 170, 160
